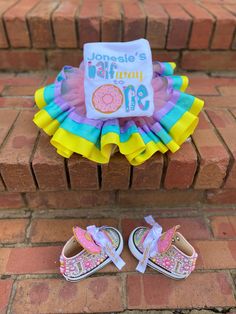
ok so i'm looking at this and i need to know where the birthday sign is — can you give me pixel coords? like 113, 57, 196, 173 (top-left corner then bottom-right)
84, 39, 154, 119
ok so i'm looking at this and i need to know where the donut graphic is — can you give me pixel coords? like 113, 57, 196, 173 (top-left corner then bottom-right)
92, 84, 123, 114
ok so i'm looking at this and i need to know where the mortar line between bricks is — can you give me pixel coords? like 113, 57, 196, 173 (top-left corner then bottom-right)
160, 153, 167, 188
24, 209, 33, 244
161, 4, 170, 50
49, 1, 61, 50
229, 109, 236, 121
142, 2, 148, 41
198, 3, 216, 49
0, 109, 20, 151
29, 130, 40, 190
205, 109, 234, 189
120, 273, 127, 310
98, 0, 102, 42
190, 134, 203, 189
25, 0, 40, 50
1, 0, 22, 48
228, 269, 236, 298
97, 164, 102, 189
179, 3, 194, 49
120, 0, 124, 42
6, 277, 17, 314
64, 159, 71, 189
203, 212, 215, 239
74, 0, 82, 48
222, 5, 236, 49
128, 165, 133, 189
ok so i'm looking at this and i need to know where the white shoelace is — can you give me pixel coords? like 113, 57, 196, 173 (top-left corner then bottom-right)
87, 225, 125, 270
136, 215, 163, 273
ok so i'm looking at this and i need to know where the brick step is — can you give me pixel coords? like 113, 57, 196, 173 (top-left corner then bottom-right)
0, 72, 236, 209
0, 0, 236, 71
0, 214, 236, 313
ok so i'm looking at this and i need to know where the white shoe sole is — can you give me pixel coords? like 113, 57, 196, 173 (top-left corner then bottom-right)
128, 227, 187, 280
63, 227, 124, 282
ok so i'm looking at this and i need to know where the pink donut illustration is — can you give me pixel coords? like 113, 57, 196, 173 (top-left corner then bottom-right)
92, 84, 123, 114
73, 226, 101, 254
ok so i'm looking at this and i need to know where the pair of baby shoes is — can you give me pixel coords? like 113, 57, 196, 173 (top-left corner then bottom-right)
60, 216, 198, 282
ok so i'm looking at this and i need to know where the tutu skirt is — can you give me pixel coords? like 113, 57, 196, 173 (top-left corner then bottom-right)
33, 61, 204, 166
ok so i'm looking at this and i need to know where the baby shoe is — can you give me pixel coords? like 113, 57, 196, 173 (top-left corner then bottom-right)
128, 215, 198, 279
60, 224, 125, 281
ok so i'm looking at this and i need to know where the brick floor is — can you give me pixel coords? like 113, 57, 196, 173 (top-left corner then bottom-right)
0, 211, 235, 313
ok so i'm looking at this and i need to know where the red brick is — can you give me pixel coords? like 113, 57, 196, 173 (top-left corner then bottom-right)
0, 111, 38, 192
47, 50, 83, 70
121, 217, 211, 243
194, 240, 236, 269
118, 190, 204, 207
203, 95, 236, 109
0, 0, 18, 48
202, 4, 236, 49
151, 50, 180, 63
27, 0, 59, 48
101, 154, 130, 190
122, 0, 146, 41
162, 4, 192, 49
184, 3, 214, 49
207, 189, 236, 204
207, 109, 236, 188
0, 97, 34, 108
127, 272, 235, 309
192, 118, 230, 189
0, 279, 13, 314
32, 133, 67, 191
0, 192, 25, 209
12, 277, 124, 313
210, 216, 236, 239
187, 76, 219, 96
0, 72, 45, 86
197, 111, 214, 130
143, 0, 168, 49
0, 109, 18, 146
218, 86, 236, 96
182, 51, 236, 71
131, 153, 163, 189
206, 109, 235, 129
43, 73, 57, 85
0, 50, 45, 71
26, 190, 115, 209
52, 0, 79, 48
2, 85, 37, 96
101, 0, 122, 42
78, 0, 101, 48
30, 218, 118, 243
0, 246, 61, 274
0, 219, 28, 243
164, 141, 197, 189
4, 0, 40, 48
68, 155, 99, 190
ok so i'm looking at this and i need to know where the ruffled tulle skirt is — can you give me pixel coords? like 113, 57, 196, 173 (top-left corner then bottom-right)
33, 61, 204, 166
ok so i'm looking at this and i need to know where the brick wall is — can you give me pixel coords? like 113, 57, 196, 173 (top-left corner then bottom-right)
0, 0, 236, 71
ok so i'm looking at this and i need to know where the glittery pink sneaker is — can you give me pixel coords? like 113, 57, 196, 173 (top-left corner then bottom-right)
128, 216, 198, 279
60, 224, 125, 281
